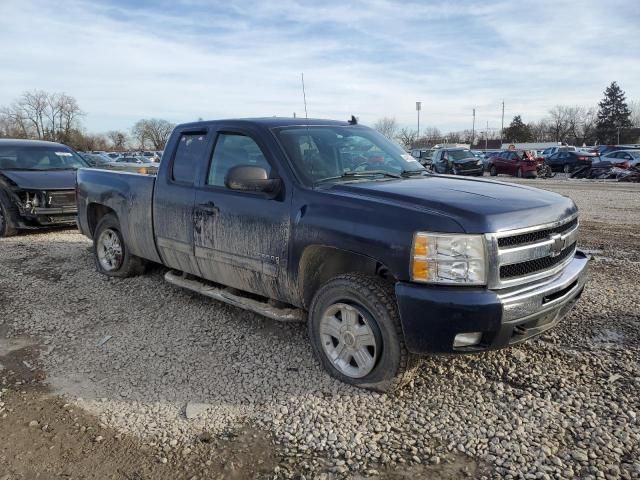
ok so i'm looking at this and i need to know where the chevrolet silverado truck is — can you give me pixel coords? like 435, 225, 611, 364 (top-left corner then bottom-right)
76, 118, 589, 391
0, 139, 88, 237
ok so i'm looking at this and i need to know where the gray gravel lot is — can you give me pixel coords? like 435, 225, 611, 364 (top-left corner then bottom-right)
0, 179, 639, 479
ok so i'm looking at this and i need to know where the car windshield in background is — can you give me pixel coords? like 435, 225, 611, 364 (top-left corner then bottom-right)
446, 150, 475, 161
0, 145, 87, 170
274, 126, 425, 184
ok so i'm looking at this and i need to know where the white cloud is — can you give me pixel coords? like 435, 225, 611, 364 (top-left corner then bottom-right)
0, 0, 637, 133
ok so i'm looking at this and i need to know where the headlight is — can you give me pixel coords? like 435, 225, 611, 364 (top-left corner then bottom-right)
411, 233, 487, 285
476, 160, 483, 166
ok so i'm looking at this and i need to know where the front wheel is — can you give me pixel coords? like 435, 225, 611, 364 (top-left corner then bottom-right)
308, 273, 419, 392
489, 165, 497, 176
93, 213, 145, 277
563, 163, 571, 173
0, 191, 19, 238
516, 167, 523, 178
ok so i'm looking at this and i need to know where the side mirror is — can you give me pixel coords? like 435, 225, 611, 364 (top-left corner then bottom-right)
225, 165, 281, 196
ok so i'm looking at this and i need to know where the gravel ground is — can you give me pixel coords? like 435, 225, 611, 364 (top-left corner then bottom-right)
0, 180, 639, 479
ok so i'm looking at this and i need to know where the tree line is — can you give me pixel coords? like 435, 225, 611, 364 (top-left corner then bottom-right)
0, 90, 175, 152
376, 82, 639, 149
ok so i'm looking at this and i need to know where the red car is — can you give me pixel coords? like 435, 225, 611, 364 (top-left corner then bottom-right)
487, 150, 538, 178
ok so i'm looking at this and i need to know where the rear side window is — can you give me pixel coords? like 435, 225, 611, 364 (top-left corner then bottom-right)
172, 133, 208, 184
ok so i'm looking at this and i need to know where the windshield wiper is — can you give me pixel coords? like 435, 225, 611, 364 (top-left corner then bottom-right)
315, 170, 401, 185
400, 169, 429, 177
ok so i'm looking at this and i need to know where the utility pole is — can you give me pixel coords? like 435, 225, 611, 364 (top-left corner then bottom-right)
416, 101, 422, 138
471, 108, 476, 147
500, 100, 505, 149
485, 121, 489, 151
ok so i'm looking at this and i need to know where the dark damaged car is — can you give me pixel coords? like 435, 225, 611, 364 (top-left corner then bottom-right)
0, 139, 87, 237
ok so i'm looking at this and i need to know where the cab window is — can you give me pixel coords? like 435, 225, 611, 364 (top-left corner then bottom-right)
207, 133, 271, 187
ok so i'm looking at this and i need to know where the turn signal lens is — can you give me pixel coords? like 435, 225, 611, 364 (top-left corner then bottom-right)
412, 259, 430, 280
413, 235, 429, 256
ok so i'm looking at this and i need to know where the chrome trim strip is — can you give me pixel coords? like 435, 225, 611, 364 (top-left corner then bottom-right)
493, 211, 579, 238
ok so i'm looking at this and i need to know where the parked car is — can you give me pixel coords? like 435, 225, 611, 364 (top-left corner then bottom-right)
601, 150, 640, 168
431, 148, 484, 176
0, 139, 88, 237
592, 145, 640, 156
545, 151, 595, 173
410, 148, 435, 167
81, 153, 115, 167
486, 150, 538, 178
76, 117, 588, 391
541, 146, 576, 159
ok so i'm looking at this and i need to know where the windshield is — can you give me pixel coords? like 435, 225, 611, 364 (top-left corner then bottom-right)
0, 145, 87, 170
274, 126, 425, 184
446, 150, 475, 161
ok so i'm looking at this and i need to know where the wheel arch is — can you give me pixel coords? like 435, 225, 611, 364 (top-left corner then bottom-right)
86, 203, 117, 237
298, 245, 396, 309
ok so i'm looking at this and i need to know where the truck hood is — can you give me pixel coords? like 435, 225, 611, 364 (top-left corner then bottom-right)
329, 175, 577, 233
0, 169, 77, 190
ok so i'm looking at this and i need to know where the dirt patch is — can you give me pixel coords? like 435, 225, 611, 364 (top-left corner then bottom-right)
0, 335, 280, 479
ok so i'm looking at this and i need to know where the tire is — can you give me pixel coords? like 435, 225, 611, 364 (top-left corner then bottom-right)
516, 167, 523, 178
563, 164, 571, 174
93, 213, 145, 277
489, 165, 497, 176
308, 273, 419, 392
0, 190, 19, 238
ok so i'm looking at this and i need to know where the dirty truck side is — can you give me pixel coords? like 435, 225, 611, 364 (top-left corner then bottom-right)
76, 118, 589, 391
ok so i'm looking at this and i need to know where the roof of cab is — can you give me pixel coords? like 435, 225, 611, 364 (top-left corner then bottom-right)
0, 138, 70, 148
175, 117, 353, 130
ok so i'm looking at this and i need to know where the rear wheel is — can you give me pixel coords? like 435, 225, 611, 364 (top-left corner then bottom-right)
0, 190, 19, 238
308, 273, 419, 392
516, 167, 523, 178
93, 214, 145, 277
489, 165, 497, 176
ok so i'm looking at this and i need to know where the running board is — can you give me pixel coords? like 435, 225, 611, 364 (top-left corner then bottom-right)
164, 270, 304, 322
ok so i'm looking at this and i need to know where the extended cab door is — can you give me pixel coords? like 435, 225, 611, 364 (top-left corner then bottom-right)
192, 127, 291, 301
153, 129, 213, 275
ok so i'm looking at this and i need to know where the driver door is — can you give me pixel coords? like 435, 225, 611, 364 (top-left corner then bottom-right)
192, 128, 291, 301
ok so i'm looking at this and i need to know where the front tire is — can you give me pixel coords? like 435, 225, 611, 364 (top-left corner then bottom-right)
0, 190, 19, 238
516, 167, 523, 178
563, 163, 571, 173
308, 273, 419, 392
489, 165, 497, 176
93, 213, 145, 277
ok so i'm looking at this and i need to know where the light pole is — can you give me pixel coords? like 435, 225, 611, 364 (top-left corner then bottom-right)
500, 100, 504, 148
416, 101, 421, 138
472, 108, 476, 147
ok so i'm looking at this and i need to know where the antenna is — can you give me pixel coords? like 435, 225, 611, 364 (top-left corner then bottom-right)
301, 72, 314, 183
301, 72, 309, 121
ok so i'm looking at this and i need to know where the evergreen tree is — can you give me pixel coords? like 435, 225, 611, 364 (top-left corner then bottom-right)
596, 82, 632, 144
503, 115, 532, 142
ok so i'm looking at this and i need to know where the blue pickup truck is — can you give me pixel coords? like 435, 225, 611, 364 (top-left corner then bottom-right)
76, 117, 589, 391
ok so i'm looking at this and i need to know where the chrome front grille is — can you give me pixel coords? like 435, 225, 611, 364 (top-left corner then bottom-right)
486, 213, 579, 289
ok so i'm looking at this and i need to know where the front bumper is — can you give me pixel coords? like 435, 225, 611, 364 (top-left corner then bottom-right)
16, 206, 78, 228
395, 250, 589, 354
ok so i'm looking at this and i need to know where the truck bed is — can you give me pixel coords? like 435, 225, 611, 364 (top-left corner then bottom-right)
76, 168, 162, 264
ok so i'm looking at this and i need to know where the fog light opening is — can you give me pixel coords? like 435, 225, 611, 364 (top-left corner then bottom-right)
453, 332, 483, 348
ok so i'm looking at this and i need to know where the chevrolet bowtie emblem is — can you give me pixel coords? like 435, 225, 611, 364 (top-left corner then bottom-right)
549, 234, 564, 257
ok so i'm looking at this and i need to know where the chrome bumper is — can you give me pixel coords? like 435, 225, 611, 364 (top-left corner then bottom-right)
498, 250, 589, 324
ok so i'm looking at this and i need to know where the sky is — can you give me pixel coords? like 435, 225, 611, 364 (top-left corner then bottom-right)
0, 0, 638, 134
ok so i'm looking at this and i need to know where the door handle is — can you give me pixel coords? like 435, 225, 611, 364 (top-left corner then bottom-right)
198, 201, 218, 214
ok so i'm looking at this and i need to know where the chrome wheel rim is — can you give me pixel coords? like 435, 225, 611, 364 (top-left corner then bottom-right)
97, 228, 123, 271
319, 303, 378, 378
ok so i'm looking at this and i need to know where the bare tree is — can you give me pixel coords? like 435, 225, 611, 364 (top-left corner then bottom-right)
373, 117, 398, 140
107, 130, 129, 151
629, 100, 640, 127
396, 128, 417, 149
132, 118, 175, 150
